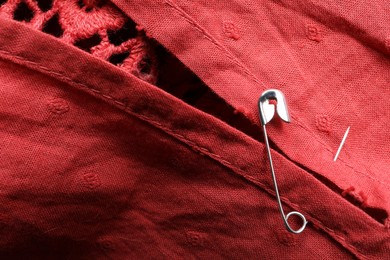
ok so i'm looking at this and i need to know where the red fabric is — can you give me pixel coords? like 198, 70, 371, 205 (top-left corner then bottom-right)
0, 0, 158, 84
114, 0, 390, 214
0, 0, 389, 259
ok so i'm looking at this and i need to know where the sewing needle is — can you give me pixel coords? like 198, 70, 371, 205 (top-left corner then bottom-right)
334, 126, 350, 161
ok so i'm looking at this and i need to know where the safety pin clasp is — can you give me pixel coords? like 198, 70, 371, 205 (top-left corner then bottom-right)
258, 89, 307, 234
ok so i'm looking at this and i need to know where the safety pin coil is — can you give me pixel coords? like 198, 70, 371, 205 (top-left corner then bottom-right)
258, 89, 307, 234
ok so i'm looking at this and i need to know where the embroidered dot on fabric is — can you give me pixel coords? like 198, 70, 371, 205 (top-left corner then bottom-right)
0, 0, 157, 84
315, 114, 331, 133
223, 21, 240, 40
275, 228, 297, 246
185, 231, 207, 247
305, 24, 323, 42
82, 172, 101, 190
47, 97, 69, 114
97, 238, 116, 252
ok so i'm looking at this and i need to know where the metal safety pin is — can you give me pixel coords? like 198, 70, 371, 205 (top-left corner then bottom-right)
258, 89, 307, 234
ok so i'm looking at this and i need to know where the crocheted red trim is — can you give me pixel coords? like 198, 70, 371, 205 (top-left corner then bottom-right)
0, 0, 157, 84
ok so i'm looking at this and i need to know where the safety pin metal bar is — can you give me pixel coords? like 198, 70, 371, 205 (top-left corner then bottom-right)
258, 89, 307, 234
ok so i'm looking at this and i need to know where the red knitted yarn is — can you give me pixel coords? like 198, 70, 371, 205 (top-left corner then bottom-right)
0, 0, 157, 84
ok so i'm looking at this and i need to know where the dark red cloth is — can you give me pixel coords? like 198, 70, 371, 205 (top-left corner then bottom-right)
0, 0, 389, 259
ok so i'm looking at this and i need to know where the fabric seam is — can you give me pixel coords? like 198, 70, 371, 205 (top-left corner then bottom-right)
161, 0, 387, 190
0, 49, 370, 259
163, 0, 263, 87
